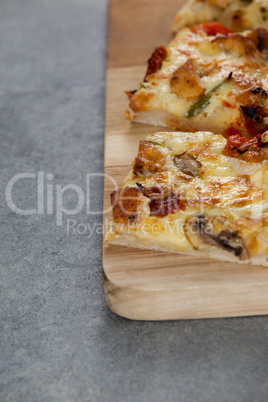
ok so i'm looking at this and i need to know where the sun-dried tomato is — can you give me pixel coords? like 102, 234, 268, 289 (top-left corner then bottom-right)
191, 22, 234, 36
137, 184, 185, 217
144, 46, 167, 81
224, 134, 263, 155
240, 105, 268, 137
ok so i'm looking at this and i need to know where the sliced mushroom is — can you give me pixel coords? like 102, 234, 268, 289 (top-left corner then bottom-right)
184, 214, 218, 247
184, 214, 248, 260
111, 187, 143, 224
173, 153, 202, 177
216, 230, 248, 259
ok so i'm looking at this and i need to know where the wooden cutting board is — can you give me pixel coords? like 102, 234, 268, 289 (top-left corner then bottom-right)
102, 0, 268, 320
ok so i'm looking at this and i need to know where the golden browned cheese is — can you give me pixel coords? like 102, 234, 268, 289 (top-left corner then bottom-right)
133, 140, 166, 175
212, 34, 257, 57
128, 91, 155, 113
170, 60, 205, 99
111, 187, 143, 224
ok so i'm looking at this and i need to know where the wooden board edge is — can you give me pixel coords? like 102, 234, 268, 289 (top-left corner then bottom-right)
103, 270, 268, 320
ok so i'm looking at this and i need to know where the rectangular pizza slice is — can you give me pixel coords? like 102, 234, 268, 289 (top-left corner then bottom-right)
106, 131, 268, 267
126, 25, 268, 138
172, 0, 268, 33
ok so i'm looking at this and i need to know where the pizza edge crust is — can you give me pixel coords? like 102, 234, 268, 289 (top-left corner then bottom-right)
105, 229, 268, 267
127, 108, 248, 136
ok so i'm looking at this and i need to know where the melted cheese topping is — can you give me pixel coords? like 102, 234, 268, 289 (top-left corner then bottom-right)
113, 132, 268, 259
172, 0, 268, 33
128, 29, 268, 136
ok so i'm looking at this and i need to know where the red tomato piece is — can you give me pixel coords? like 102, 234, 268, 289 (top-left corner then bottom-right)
226, 134, 263, 153
191, 22, 234, 36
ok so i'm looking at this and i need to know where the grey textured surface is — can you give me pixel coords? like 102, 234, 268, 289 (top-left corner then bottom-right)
0, 1, 268, 401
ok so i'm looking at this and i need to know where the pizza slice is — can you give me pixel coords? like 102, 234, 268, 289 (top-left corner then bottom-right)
172, 0, 268, 33
106, 131, 268, 267
126, 25, 268, 138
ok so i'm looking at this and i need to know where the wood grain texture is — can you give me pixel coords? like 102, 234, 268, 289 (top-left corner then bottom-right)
102, 0, 268, 320
107, 0, 184, 68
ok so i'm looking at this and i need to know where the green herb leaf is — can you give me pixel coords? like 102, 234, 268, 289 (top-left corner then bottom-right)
185, 94, 212, 119
147, 141, 165, 147
185, 76, 231, 119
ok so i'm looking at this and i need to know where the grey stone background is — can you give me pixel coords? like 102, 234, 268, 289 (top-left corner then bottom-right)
0, 0, 268, 401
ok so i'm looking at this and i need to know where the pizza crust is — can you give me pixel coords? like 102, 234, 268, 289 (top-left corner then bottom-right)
106, 131, 268, 267
106, 229, 268, 267
127, 108, 198, 132
126, 107, 249, 136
